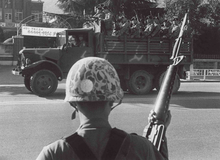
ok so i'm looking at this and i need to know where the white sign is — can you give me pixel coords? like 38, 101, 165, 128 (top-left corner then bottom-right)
0, 22, 6, 27
21, 26, 66, 37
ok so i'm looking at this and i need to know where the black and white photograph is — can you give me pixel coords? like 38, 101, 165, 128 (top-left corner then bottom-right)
0, 0, 220, 160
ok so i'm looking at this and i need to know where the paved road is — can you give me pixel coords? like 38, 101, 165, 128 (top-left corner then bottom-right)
1, 81, 220, 160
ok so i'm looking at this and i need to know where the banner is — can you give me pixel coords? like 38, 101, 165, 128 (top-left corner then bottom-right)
21, 26, 66, 37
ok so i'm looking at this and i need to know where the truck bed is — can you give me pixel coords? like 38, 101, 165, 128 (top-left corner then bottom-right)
97, 36, 193, 65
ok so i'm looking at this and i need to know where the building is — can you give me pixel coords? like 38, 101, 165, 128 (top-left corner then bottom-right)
0, 0, 43, 38
0, 0, 43, 65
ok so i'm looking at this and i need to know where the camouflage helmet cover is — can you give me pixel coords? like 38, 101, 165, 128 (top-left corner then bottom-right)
64, 57, 124, 102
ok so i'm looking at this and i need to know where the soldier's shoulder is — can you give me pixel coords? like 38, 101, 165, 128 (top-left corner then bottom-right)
129, 133, 153, 148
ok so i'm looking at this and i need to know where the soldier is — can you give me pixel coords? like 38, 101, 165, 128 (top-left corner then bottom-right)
102, 6, 114, 36
117, 16, 130, 37
78, 34, 88, 47
143, 16, 155, 38
163, 17, 180, 40
150, 17, 161, 37
160, 20, 171, 38
67, 35, 78, 47
36, 57, 171, 160
93, 4, 105, 33
130, 16, 141, 38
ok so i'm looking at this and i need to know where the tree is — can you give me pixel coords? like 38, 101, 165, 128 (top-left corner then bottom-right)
56, 0, 159, 18
164, 0, 220, 56
56, 0, 106, 15
164, 0, 220, 34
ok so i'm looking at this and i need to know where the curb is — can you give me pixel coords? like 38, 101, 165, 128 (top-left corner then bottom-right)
181, 79, 220, 83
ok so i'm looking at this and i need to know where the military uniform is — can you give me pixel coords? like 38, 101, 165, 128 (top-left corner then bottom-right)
36, 121, 168, 160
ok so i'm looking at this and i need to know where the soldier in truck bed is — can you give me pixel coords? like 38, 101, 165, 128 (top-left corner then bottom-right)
163, 17, 180, 40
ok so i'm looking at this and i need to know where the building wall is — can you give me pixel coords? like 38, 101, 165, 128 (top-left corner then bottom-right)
0, 0, 43, 33
0, 0, 44, 65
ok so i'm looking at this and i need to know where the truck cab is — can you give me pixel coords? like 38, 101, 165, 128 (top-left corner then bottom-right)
12, 28, 95, 96
57, 29, 95, 77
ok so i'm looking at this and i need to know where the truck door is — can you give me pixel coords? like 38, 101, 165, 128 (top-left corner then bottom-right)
59, 34, 94, 75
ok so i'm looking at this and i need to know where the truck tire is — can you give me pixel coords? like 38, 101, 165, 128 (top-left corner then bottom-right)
30, 70, 58, 97
156, 72, 180, 94
24, 75, 32, 92
128, 70, 153, 95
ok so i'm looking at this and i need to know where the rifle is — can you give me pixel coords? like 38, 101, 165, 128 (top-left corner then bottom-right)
143, 13, 188, 151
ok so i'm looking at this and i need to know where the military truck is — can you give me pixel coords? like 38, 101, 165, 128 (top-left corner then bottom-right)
12, 28, 193, 96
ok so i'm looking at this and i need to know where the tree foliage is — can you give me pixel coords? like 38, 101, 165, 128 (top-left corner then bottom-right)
164, 0, 220, 56
56, 0, 158, 17
164, 0, 220, 34
56, 0, 106, 15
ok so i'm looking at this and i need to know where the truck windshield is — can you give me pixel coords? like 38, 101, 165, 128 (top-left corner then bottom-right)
56, 31, 66, 48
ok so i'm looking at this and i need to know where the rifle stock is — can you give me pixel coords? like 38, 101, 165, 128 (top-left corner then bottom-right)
144, 13, 188, 151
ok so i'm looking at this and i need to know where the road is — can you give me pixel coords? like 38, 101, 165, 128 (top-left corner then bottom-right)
0, 81, 220, 160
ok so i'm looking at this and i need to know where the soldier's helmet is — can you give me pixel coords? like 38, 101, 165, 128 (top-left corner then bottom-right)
64, 57, 124, 102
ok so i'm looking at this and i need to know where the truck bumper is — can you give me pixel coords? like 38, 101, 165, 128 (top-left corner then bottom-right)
12, 67, 21, 76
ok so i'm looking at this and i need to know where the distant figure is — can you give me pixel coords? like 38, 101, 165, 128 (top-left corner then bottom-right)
78, 34, 88, 47
102, 6, 113, 35
67, 35, 78, 47
160, 20, 171, 38
143, 16, 155, 38
150, 18, 161, 37
130, 16, 141, 38
164, 17, 180, 40
117, 16, 130, 37
112, 20, 121, 36
93, 4, 105, 33
93, 4, 105, 20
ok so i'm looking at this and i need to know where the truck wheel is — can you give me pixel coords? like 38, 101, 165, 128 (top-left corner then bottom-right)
24, 75, 32, 92
156, 72, 180, 94
128, 70, 153, 95
30, 70, 58, 97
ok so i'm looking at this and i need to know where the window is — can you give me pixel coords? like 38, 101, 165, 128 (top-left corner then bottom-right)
4, 0, 12, 8
5, 13, 12, 20
15, 11, 23, 21
32, 11, 42, 22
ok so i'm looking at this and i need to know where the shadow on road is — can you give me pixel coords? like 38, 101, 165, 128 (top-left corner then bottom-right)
0, 85, 32, 96
1, 86, 220, 109
171, 91, 220, 109
0, 86, 66, 99
122, 90, 220, 109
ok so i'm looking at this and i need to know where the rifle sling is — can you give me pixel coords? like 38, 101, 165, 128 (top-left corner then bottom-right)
65, 132, 97, 160
64, 128, 128, 160
101, 128, 128, 160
